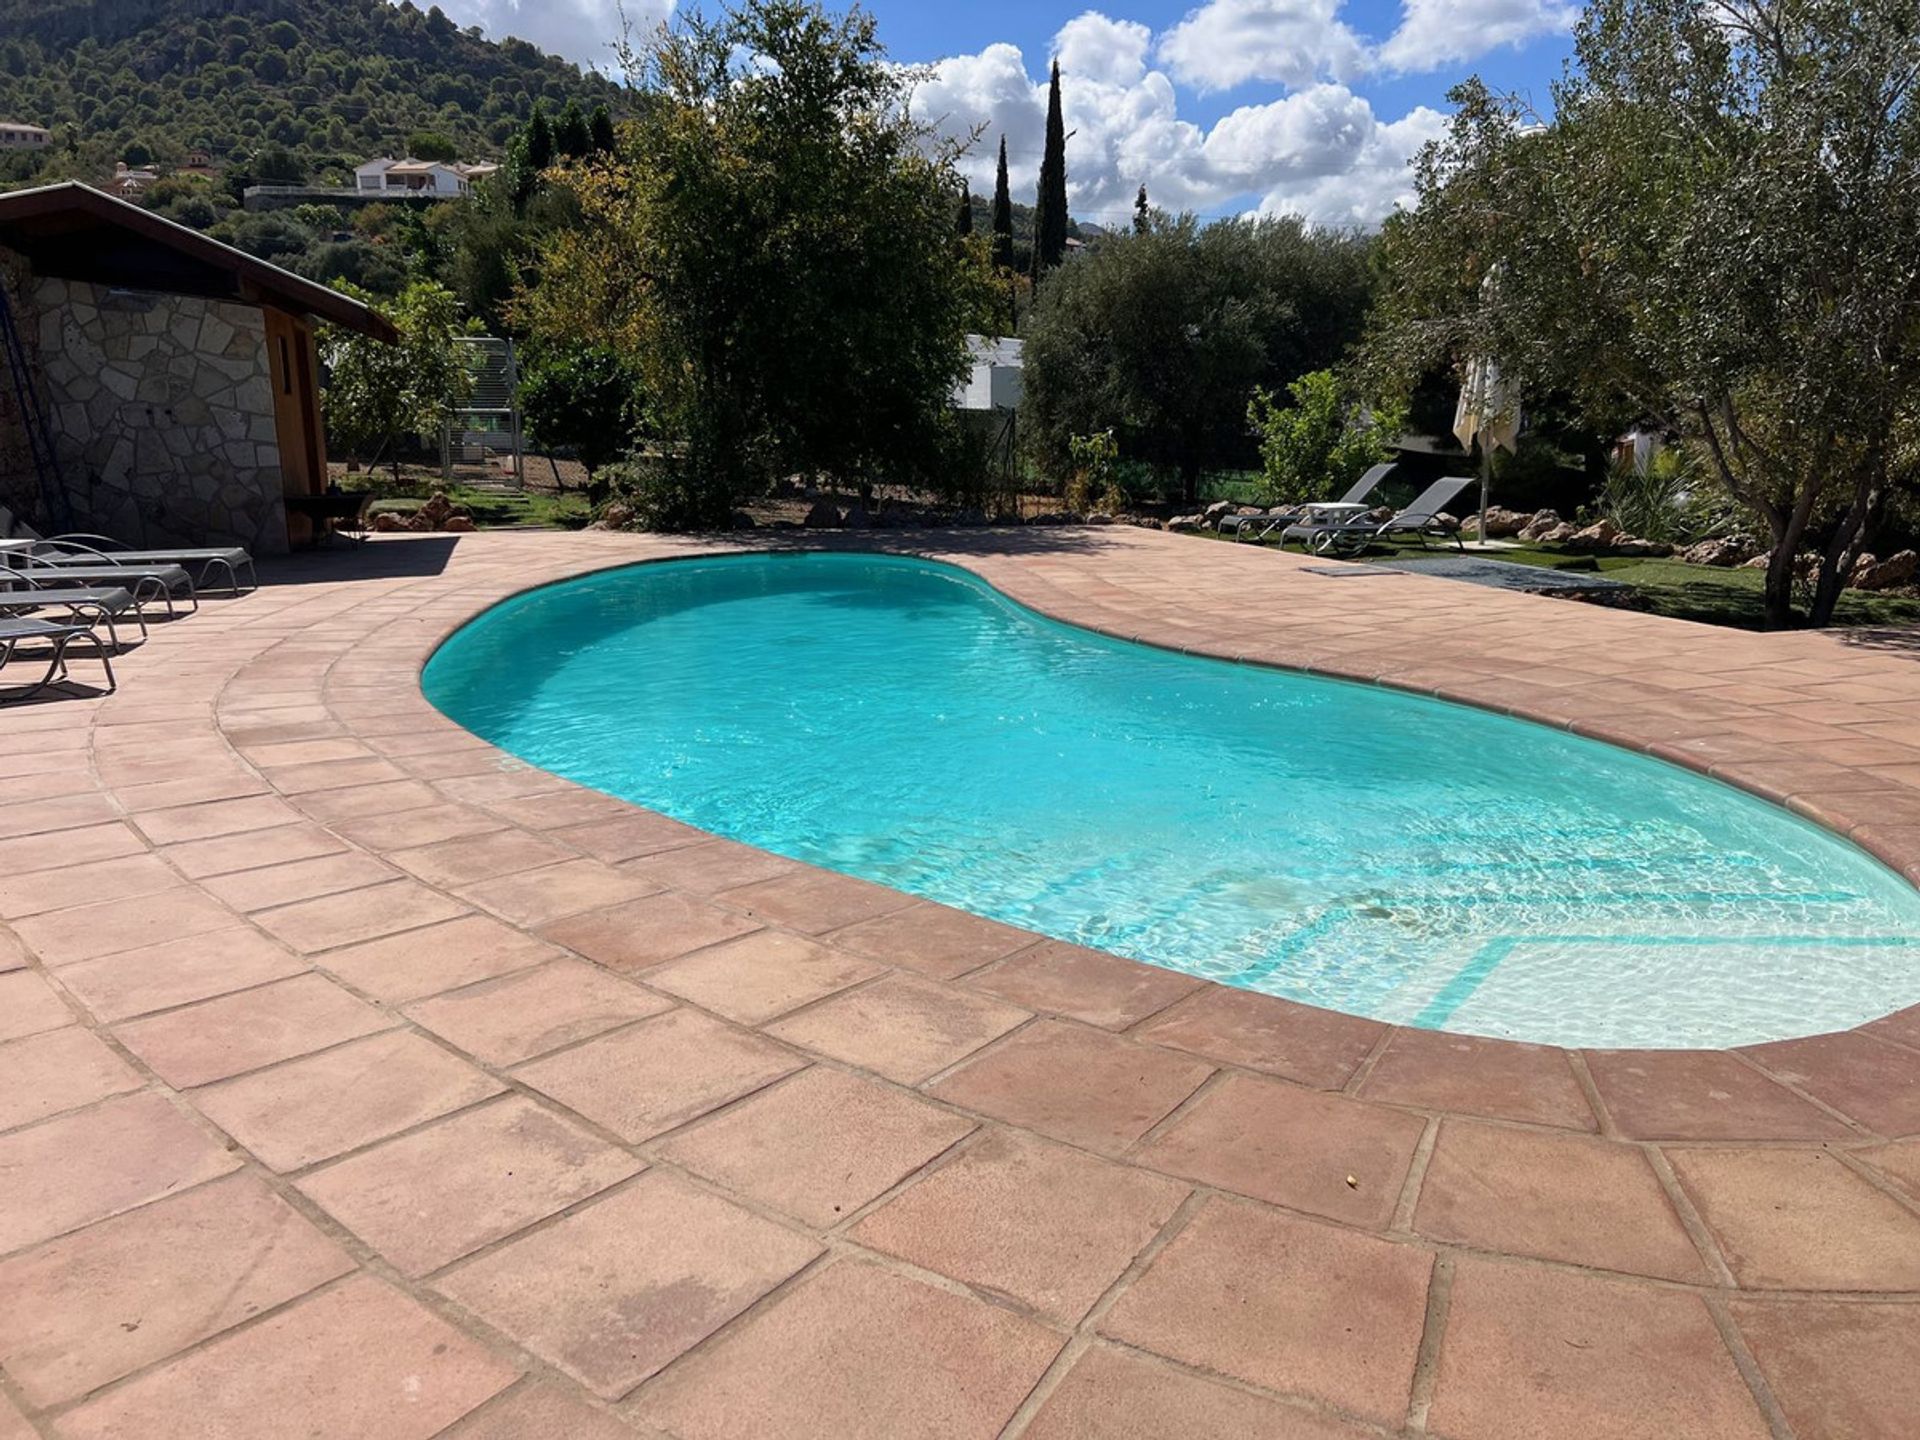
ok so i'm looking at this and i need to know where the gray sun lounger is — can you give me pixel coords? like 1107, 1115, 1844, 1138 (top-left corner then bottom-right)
0, 506, 254, 596
0, 578, 147, 651
1282, 475, 1475, 557
0, 616, 116, 699
1219, 463, 1399, 542
4, 562, 196, 617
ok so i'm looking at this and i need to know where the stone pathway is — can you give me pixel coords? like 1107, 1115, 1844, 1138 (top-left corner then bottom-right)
2, 526, 1918, 1439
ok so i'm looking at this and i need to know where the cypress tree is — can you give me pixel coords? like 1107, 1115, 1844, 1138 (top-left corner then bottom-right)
525, 102, 554, 172
556, 98, 592, 159
957, 182, 973, 236
990, 136, 1014, 271
1031, 61, 1068, 278
589, 104, 616, 154
1134, 183, 1150, 233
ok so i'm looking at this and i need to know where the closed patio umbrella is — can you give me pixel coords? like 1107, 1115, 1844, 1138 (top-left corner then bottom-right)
1453, 353, 1522, 546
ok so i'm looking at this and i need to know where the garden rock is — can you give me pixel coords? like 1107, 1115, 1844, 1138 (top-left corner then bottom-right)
1682, 537, 1754, 567
1854, 550, 1918, 591
1612, 537, 1674, 557
1566, 518, 1623, 552
443, 516, 474, 533
371, 511, 403, 533
1168, 515, 1203, 533
730, 510, 758, 529
803, 500, 843, 528
1203, 500, 1235, 526
1086, 512, 1114, 525
600, 501, 637, 530
1518, 509, 1564, 542
1538, 522, 1579, 544
1461, 505, 1531, 540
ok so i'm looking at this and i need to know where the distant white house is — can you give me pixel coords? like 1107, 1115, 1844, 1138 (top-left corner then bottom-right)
952, 335, 1023, 412
0, 122, 50, 149
353, 157, 500, 197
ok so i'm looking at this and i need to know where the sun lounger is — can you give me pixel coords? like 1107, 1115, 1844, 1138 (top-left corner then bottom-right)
0, 616, 116, 698
1282, 475, 1475, 558
0, 507, 254, 595
1220, 463, 1399, 542
0, 577, 146, 650
3, 562, 196, 617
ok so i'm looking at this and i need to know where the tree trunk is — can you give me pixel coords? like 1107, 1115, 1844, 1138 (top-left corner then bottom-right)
1761, 547, 1799, 631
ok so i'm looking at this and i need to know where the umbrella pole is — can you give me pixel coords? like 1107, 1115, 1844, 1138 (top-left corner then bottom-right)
1477, 442, 1491, 550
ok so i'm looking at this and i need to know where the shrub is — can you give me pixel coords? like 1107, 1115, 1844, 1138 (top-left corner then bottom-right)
1248, 370, 1399, 508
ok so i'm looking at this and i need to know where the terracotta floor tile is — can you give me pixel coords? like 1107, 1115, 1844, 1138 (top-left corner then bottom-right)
1742, 1030, 1920, 1135
12, 886, 237, 966
0, 853, 177, 920
1100, 1197, 1430, 1427
822, 899, 1038, 979
1865, 1002, 1920, 1049
1731, 1298, 1920, 1440
443, 1382, 640, 1440
388, 828, 575, 887
1024, 1344, 1375, 1440
252, 878, 469, 953
1427, 1260, 1770, 1440
930, 1020, 1213, 1155
643, 929, 885, 1025
538, 890, 762, 972
193, 1030, 505, 1172
633, 1259, 1062, 1440
114, 972, 394, 1088
0, 971, 74, 1040
1858, 1136, 1920, 1204
436, 1172, 819, 1399
56, 1274, 517, 1440
319, 914, 561, 1002
1358, 1030, 1595, 1130
514, 1007, 803, 1142
0, 791, 119, 841
623, 838, 803, 895
199, 851, 400, 912
0, 1391, 26, 1440
294, 778, 442, 823
0, 1026, 143, 1132
852, 1128, 1186, 1322
0, 821, 143, 876
485, 789, 637, 831
132, 793, 303, 845
659, 1067, 975, 1226
160, 822, 350, 879
970, 941, 1202, 1031
331, 802, 506, 851
1668, 1146, 1920, 1290
548, 811, 706, 863
405, 959, 672, 1066
455, 858, 660, 927
0, 1171, 352, 1406
1137, 1072, 1424, 1228
1132, 986, 1386, 1089
767, 972, 1030, 1084
0, 926, 24, 973
717, 865, 918, 934
298, 1096, 641, 1276
1414, 1119, 1707, 1281
1584, 1048, 1854, 1141
58, 928, 308, 1023
263, 756, 410, 794
0, 1092, 240, 1254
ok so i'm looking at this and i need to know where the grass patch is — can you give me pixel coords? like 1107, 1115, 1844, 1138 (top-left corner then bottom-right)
342, 470, 593, 531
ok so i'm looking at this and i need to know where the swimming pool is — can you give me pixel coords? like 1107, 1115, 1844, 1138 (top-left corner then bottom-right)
424, 552, 1920, 1048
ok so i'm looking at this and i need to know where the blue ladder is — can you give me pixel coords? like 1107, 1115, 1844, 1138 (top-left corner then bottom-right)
0, 281, 73, 533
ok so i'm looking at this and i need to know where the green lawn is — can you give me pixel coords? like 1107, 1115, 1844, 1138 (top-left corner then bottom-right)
343, 473, 593, 531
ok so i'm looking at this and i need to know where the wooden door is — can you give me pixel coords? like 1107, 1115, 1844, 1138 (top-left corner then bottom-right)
264, 307, 328, 545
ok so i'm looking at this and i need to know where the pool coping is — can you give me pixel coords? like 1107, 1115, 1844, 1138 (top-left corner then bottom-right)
4, 524, 1920, 1438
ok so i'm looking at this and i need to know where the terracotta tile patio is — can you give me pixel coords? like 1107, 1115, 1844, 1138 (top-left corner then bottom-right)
3, 525, 1920, 1436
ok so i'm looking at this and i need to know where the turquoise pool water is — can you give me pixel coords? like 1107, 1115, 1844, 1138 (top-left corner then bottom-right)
424, 552, 1920, 1047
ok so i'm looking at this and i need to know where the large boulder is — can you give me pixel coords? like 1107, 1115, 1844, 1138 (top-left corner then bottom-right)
1565, 518, 1623, 552
1538, 521, 1579, 544
1854, 549, 1919, 591
1167, 514, 1203, 533
802, 500, 843, 528
1612, 537, 1674, 557
1460, 505, 1531, 540
1203, 500, 1236, 525
371, 511, 404, 533
1681, 537, 1755, 568
443, 515, 475, 533
1518, 509, 1564, 542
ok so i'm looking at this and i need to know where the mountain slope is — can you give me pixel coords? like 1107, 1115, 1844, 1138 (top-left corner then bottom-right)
0, 0, 617, 179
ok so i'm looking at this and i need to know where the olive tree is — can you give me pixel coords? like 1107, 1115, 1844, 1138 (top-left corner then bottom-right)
1368, 0, 1920, 629
319, 279, 471, 481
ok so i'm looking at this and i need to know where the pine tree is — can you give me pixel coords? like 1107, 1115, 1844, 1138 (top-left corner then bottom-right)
589, 104, 616, 154
1134, 183, 1150, 234
1031, 61, 1069, 278
525, 103, 554, 172
957, 182, 973, 236
990, 136, 1015, 271
556, 98, 592, 159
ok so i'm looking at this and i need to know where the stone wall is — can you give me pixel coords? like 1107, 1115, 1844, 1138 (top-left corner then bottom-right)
29, 276, 289, 556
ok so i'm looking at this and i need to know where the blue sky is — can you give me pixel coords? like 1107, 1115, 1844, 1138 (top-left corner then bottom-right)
419, 0, 1579, 227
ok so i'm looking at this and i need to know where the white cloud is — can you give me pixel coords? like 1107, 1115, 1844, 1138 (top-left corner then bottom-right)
1158, 0, 1367, 92
401, 0, 670, 69
910, 23, 1440, 229
1378, 0, 1577, 73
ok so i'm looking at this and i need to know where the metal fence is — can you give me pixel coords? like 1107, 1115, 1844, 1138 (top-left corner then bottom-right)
442, 336, 524, 490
